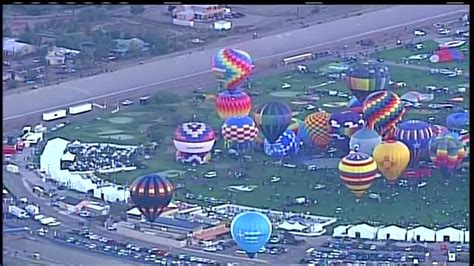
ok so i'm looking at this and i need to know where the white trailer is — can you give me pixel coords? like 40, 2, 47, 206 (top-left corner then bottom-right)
6, 164, 19, 174
68, 103, 93, 115
8, 205, 29, 219
282, 53, 314, 66
42, 109, 67, 122
25, 205, 40, 216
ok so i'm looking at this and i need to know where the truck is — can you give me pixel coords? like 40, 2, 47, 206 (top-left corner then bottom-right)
25, 205, 40, 216
8, 205, 29, 219
42, 109, 67, 122
68, 103, 93, 115
6, 164, 19, 174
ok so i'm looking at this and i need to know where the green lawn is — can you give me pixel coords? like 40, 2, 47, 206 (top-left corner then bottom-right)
48, 55, 469, 228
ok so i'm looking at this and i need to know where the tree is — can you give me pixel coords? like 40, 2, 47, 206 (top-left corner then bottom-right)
130, 5, 145, 15
78, 7, 107, 22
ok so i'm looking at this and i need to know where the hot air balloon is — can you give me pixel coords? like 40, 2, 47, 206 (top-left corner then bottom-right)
173, 122, 216, 164
446, 112, 469, 130
231, 211, 272, 258
288, 118, 302, 137
175, 151, 212, 165
458, 130, 469, 158
212, 48, 253, 91
304, 112, 331, 149
363, 90, 405, 139
339, 151, 378, 198
129, 174, 174, 222
349, 127, 382, 156
346, 61, 389, 102
330, 110, 365, 150
429, 48, 463, 63
347, 96, 364, 114
222, 116, 259, 151
429, 134, 465, 178
215, 90, 252, 120
264, 129, 299, 157
395, 120, 434, 165
372, 140, 410, 183
431, 124, 450, 137
253, 102, 292, 144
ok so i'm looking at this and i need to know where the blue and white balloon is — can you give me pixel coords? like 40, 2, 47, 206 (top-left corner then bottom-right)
264, 129, 299, 157
231, 211, 272, 258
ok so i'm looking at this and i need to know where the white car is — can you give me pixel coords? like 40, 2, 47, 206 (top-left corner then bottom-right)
413, 29, 426, 36
414, 43, 424, 50
438, 28, 450, 35
204, 171, 217, 178
281, 83, 291, 89
121, 100, 134, 106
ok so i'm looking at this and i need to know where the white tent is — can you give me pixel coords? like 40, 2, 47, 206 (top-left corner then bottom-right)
377, 225, 407, 241
347, 223, 377, 239
278, 221, 308, 231
69, 175, 97, 193
40, 137, 70, 174
94, 185, 129, 203
333, 225, 350, 238
435, 227, 464, 243
464, 230, 469, 243
127, 207, 142, 216
61, 152, 76, 162
407, 226, 436, 242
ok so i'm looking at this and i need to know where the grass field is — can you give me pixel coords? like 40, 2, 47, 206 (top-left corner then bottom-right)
49, 51, 469, 228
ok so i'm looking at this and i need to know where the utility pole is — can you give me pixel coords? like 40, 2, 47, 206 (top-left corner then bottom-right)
296, 6, 300, 20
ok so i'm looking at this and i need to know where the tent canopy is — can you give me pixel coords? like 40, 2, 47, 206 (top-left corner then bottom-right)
278, 221, 308, 231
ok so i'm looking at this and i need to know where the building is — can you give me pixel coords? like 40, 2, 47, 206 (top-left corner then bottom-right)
93, 185, 130, 203
111, 38, 149, 56
40, 137, 70, 174
193, 223, 229, 242
58, 196, 87, 213
347, 223, 377, 240
435, 227, 464, 243
332, 225, 350, 238
464, 230, 469, 243
173, 5, 224, 21
3, 38, 37, 57
376, 225, 407, 241
45, 50, 65, 66
83, 201, 110, 216
407, 226, 436, 242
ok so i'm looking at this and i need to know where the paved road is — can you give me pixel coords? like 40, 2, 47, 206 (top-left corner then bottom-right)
3, 5, 467, 127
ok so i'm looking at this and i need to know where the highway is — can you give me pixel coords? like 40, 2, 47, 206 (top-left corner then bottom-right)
3, 5, 467, 130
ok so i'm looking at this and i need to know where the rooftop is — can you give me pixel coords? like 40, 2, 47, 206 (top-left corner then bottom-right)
60, 196, 84, 206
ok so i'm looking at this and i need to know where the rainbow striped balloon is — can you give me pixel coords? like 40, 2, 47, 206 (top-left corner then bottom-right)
339, 151, 378, 198
212, 48, 253, 91
363, 91, 405, 139
429, 133, 465, 178
215, 90, 252, 120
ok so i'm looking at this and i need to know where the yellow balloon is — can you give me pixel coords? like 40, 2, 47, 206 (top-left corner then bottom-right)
373, 140, 410, 183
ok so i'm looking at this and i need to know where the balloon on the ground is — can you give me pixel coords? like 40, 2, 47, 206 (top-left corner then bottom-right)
346, 61, 390, 102
231, 211, 272, 258
264, 129, 299, 157
429, 134, 465, 178
339, 151, 378, 198
429, 48, 463, 63
215, 90, 252, 120
330, 110, 365, 150
175, 151, 212, 165
212, 48, 253, 91
253, 101, 292, 144
304, 111, 331, 149
372, 140, 410, 183
349, 127, 382, 156
222, 116, 259, 150
363, 90, 405, 139
129, 174, 174, 222
173, 122, 216, 154
446, 112, 469, 130
395, 120, 434, 164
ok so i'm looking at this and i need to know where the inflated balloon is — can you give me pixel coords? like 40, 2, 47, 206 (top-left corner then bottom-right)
346, 62, 389, 102
349, 127, 382, 156
446, 112, 469, 130
216, 90, 252, 120
339, 151, 378, 198
347, 96, 363, 113
458, 130, 469, 157
253, 102, 292, 144
395, 120, 434, 165
429, 134, 465, 178
212, 48, 253, 91
304, 112, 331, 149
363, 90, 405, 139
231, 211, 272, 258
222, 116, 259, 151
129, 174, 174, 222
372, 140, 410, 183
175, 151, 212, 165
330, 110, 365, 150
173, 122, 216, 154
264, 129, 299, 157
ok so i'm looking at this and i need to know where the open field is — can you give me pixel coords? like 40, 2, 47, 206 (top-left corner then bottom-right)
49, 46, 469, 228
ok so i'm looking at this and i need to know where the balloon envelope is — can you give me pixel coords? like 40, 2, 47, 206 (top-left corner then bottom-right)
349, 127, 382, 155
264, 129, 299, 157
373, 140, 410, 182
339, 151, 378, 198
304, 112, 331, 149
212, 48, 253, 91
429, 134, 465, 178
253, 102, 292, 144
129, 174, 174, 222
395, 120, 434, 164
231, 211, 272, 258
346, 62, 389, 102
363, 90, 405, 139
216, 90, 252, 120
330, 110, 365, 150
222, 116, 259, 150
173, 122, 216, 153
446, 112, 469, 130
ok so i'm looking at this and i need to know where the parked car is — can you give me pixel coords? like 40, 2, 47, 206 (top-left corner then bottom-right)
413, 29, 426, 36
